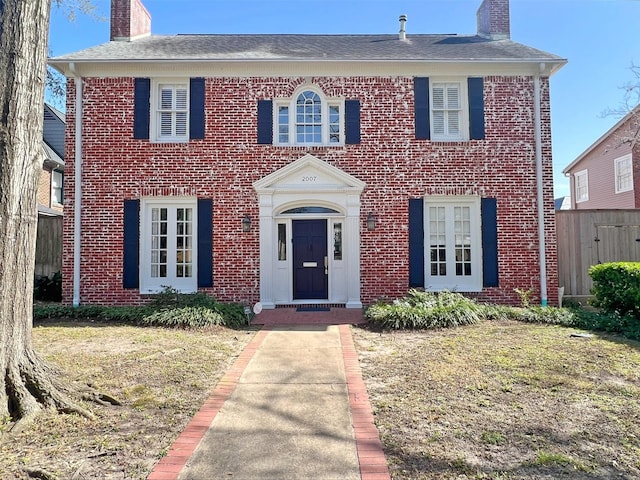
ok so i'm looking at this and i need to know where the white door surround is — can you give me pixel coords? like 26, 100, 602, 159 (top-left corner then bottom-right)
253, 154, 365, 309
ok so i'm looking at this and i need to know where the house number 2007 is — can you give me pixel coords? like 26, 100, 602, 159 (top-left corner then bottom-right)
301, 176, 317, 182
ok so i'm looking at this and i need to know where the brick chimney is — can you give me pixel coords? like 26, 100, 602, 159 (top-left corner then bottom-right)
111, 0, 151, 41
476, 0, 510, 40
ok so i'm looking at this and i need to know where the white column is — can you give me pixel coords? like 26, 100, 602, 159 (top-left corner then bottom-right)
345, 194, 362, 308
258, 193, 275, 309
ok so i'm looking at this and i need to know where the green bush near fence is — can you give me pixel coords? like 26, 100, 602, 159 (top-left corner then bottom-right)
589, 262, 640, 319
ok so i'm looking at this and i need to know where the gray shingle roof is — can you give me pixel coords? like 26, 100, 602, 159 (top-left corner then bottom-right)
50, 34, 564, 63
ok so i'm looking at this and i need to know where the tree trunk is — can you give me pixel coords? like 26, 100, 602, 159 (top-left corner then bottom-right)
0, 0, 88, 425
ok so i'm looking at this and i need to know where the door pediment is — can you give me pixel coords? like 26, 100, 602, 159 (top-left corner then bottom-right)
253, 154, 365, 194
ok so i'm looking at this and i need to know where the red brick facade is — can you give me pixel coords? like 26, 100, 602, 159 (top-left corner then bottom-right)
62, 74, 559, 307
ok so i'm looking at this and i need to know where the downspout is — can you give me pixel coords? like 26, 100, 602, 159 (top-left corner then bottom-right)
534, 69, 548, 306
69, 63, 83, 307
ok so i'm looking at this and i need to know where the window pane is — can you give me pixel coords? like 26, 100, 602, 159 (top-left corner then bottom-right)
432, 86, 445, 109
278, 224, 287, 261
448, 112, 460, 134
446, 86, 460, 109
334, 223, 342, 261
176, 112, 187, 136
160, 88, 173, 109
175, 88, 188, 109
151, 207, 168, 279
160, 112, 173, 135
433, 112, 445, 135
429, 206, 446, 276
454, 206, 472, 277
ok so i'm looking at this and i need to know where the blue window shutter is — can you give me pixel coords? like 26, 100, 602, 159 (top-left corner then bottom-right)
408, 198, 425, 288
133, 78, 150, 140
257, 100, 273, 144
414, 77, 430, 140
197, 198, 213, 288
481, 198, 499, 287
123, 199, 140, 289
468, 77, 485, 140
345, 100, 361, 144
190, 77, 206, 140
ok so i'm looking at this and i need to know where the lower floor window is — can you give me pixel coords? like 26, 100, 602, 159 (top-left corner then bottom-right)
425, 197, 482, 291
141, 198, 197, 293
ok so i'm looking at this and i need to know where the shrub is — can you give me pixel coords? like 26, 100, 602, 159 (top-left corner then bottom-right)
33, 304, 155, 323
512, 306, 576, 326
365, 290, 484, 330
589, 262, 640, 319
572, 309, 640, 341
140, 306, 226, 328
33, 288, 248, 329
34, 271, 62, 301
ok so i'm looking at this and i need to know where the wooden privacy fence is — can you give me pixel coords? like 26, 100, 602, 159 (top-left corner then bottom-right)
556, 210, 640, 299
35, 215, 63, 278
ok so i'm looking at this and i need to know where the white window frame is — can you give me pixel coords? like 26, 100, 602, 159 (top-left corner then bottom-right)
574, 169, 589, 203
430, 78, 469, 142
140, 197, 198, 294
51, 169, 63, 206
274, 85, 344, 146
424, 196, 482, 292
150, 79, 189, 143
615, 154, 633, 194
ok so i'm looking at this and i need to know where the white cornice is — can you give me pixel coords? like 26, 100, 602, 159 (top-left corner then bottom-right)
49, 58, 565, 78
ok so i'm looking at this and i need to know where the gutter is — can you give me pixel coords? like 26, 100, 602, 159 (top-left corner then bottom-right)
69, 63, 83, 307
534, 70, 548, 306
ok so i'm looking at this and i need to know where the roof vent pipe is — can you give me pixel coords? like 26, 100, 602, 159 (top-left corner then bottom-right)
399, 14, 407, 41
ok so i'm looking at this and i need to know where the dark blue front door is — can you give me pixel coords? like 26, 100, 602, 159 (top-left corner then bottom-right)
293, 219, 328, 300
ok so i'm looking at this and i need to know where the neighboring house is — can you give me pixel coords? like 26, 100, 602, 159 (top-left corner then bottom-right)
39, 103, 65, 216
49, 0, 565, 308
563, 106, 640, 209
35, 104, 65, 278
554, 196, 571, 211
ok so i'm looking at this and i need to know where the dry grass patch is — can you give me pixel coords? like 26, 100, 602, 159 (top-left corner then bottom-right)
353, 320, 640, 479
0, 321, 254, 479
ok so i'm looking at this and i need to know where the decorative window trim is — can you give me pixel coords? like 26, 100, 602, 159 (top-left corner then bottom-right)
615, 154, 633, 194
574, 169, 589, 203
274, 85, 345, 146
423, 196, 482, 291
150, 79, 190, 143
139, 197, 198, 293
430, 78, 469, 142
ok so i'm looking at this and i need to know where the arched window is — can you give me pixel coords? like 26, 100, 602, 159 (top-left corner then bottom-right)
276, 87, 343, 146
296, 91, 322, 144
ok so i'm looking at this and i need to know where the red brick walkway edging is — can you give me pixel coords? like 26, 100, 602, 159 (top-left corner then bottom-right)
339, 324, 392, 480
147, 324, 390, 480
147, 327, 272, 480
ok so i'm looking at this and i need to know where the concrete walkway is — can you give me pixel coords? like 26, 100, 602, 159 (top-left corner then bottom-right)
147, 317, 390, 480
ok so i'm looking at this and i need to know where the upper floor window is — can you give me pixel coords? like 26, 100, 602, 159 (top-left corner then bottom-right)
275, 87, 343, 146
414, 77, 484, 142
574, 169, 589, 203
431, 82, 463, 140
135, 77, 205, 142
152, 81, 189, 142
615, 154, 633, 193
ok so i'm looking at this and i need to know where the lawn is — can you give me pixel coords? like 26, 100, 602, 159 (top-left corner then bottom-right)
352, 320, 640, 479
1, 318, 639, 480
0, 321, 254, 480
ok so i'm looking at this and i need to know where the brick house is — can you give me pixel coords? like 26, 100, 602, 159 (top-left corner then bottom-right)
563, 106, 640, 209
49, 0, 565, 309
